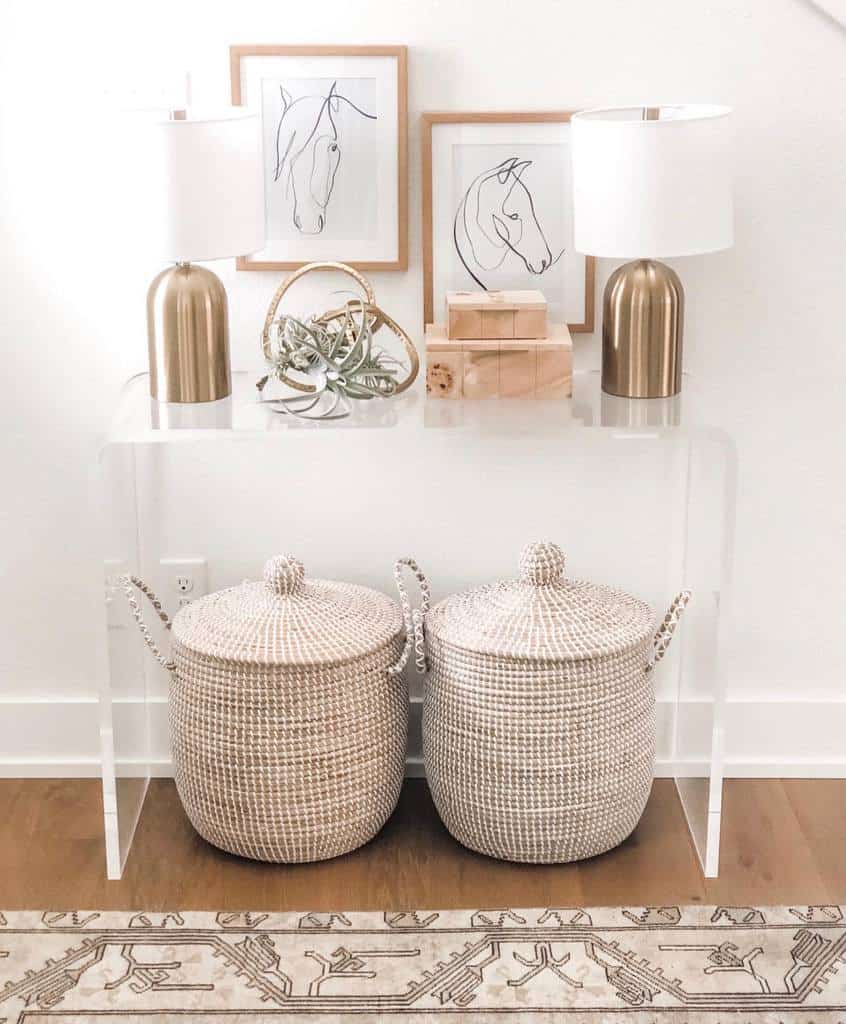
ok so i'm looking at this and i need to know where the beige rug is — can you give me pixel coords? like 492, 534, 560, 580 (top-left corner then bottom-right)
1, 905, 845, 1021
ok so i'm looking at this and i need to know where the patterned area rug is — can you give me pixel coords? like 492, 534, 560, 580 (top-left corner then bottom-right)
1, 905, 845, 1021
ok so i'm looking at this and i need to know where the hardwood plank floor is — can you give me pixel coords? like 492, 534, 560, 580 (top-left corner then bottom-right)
0, 778, 843, 910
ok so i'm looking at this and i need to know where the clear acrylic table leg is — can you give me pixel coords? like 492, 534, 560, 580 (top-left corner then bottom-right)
671, 431, 736, 877
97, 442, 151, 880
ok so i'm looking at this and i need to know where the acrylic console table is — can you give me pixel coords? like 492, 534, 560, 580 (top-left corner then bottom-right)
97, 370, 736, 880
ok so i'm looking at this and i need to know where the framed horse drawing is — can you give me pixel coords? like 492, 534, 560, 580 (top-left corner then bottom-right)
231, 45, 407, 271
422, 112, 595, 332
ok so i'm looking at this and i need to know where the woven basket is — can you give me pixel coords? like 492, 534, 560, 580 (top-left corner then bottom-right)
423, 541, 690, 864
121, 555, 427, 863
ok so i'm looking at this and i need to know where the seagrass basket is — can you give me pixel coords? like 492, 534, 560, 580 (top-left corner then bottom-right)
122, 554, 426, 863
423, 541, 690, 864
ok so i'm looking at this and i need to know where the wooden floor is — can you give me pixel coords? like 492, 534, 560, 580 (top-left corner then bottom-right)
0, 778, 844, 910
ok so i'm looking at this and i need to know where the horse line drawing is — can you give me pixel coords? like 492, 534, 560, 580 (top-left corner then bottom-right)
453, 156, 564, 290
273, 80, 376, 236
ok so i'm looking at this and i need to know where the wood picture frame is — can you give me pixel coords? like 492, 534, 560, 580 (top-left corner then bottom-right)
422, 111, 595, 332
231, 45, 408, 272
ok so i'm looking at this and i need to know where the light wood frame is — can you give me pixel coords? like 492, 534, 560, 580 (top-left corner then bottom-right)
230, 45, 408, 272
421, 111, 595, 332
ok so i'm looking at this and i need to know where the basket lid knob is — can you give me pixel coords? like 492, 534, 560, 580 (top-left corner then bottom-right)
264, 555, 305, 596
519, 541, 565, 586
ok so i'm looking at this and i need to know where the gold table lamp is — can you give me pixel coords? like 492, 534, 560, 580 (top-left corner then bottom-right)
142, 108, 264, 403
572, 105, 733, 398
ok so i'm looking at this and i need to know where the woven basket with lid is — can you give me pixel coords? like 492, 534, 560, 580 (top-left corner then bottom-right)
122, 554, 427, 864
423, 541, 690, 864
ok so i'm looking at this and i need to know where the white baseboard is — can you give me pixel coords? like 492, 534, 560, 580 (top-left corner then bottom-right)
1, 696, 844, 779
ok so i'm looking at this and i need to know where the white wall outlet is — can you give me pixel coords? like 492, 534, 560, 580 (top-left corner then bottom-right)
160, 558, 208, 609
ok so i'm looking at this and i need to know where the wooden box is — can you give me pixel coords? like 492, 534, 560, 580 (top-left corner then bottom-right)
426, 323, 572, 401
446, 290, 547, 341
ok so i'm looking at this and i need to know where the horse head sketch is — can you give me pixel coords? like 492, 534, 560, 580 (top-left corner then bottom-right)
274, 81, 376, 235
453, 157, 563, 289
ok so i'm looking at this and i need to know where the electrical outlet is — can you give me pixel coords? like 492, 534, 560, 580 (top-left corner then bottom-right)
161, 558, 208, 609
174, 575, 193, 594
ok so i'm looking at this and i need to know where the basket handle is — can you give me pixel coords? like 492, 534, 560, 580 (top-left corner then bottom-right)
120, 575, 176, 672
388, 558, 430, 676
645, 590, 692, 674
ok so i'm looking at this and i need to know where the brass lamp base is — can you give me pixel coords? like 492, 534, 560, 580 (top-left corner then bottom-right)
146, 262, 232, 403
601, 258, 684, 399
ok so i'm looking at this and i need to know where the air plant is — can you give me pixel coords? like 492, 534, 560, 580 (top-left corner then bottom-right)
258, 299, 407, 420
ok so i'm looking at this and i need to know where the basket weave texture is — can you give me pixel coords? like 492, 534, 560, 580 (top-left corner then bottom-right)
423, 541, 661, 864
168, 555, 408, 863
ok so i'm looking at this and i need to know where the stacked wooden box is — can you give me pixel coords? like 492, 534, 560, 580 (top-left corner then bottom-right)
426, 291, 572, 400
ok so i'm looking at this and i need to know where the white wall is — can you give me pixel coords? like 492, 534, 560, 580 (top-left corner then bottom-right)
1, 0, 845, 772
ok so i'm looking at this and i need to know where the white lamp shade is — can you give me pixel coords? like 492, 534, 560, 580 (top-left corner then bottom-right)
572, 105, 733, 259
140, 108, 265, 263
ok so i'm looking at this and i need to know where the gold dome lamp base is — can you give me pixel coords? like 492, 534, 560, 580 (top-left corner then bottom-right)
146, 262, 232, 404
601, 258, 684, 399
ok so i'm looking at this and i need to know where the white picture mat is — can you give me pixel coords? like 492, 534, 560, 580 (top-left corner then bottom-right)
238, 54, 399, 264
431, 121, 586, 326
